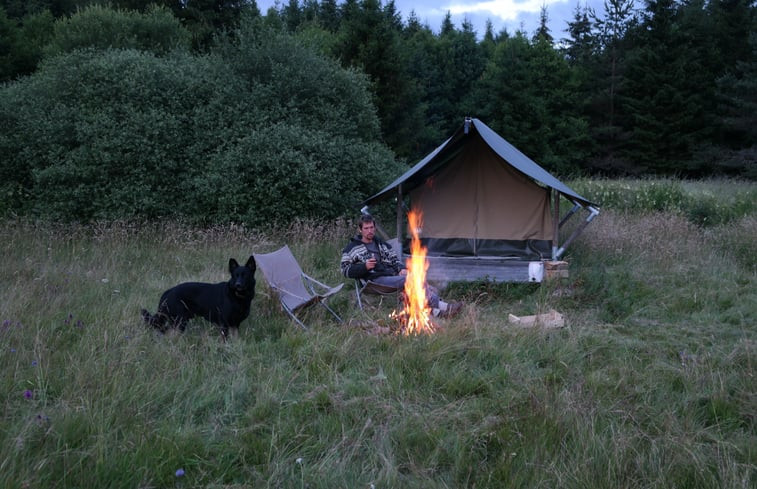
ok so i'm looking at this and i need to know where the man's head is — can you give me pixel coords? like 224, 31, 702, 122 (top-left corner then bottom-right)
359, 214, 376, 243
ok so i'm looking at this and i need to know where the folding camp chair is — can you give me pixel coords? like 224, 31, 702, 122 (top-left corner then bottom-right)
355, 278, 403, 311
254, 245, 344, 330
354, 238, 404, 311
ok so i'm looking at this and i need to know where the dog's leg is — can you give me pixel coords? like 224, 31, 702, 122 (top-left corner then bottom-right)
142, 309, 169, 333
172, 316, 189, 332
175, 300, 194, 332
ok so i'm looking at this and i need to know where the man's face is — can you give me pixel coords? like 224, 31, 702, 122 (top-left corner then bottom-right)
360, 221, 375, 243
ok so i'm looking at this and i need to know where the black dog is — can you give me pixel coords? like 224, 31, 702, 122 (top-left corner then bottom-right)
141, 256, 256, 339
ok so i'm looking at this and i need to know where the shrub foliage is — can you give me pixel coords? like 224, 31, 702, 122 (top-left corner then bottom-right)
0, 15, 403, 223
43, 4, 191, 57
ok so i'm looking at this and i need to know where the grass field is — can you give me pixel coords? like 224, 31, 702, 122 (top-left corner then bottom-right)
1, 179, 755, 488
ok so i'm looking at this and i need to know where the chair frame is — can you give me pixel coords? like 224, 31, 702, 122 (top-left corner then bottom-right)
254, 245, 343, 330
355, 278, 403, 311
354, 237, 404, 311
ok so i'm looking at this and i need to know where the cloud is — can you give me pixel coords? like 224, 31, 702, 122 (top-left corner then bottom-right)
429, 0, 565, 22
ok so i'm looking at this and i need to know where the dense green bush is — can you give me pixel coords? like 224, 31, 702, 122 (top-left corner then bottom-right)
213, 16, 382, 142
43, 4, 191, 57
188, 123, 397, 226
0, 17, 404, 224
1, 48, 238, 220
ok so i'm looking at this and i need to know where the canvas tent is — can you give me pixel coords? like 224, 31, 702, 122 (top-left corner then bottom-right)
362, 118, 599, 282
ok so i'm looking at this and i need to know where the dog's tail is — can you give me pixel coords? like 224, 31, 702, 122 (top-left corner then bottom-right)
141, 309, 168, 333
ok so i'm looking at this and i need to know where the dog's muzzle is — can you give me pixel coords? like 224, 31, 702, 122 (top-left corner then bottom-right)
233, 288, 251, 299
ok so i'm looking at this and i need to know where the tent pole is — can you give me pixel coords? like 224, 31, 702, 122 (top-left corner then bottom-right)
559, 203, 582, 228
555, 206, 600, 259
396, 186, 403, 255
552, 189, 559, 261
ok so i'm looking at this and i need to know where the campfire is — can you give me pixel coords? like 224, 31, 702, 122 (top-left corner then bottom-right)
391, 209, 436, 335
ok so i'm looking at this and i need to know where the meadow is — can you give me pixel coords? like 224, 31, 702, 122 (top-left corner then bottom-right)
1, 179, 754, 488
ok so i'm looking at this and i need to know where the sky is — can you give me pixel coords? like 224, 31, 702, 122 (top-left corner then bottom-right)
255, 0, 607, 41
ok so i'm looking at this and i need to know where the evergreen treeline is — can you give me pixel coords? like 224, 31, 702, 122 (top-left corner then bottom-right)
1, 1, 755, 223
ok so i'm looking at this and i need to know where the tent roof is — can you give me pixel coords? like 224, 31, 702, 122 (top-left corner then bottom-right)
363, 118, 596, 208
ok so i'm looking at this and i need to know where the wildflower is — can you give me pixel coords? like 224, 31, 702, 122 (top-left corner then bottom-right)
31, 360, 38, 367
10, 348, 16, 353
296, 457, 303, 465
175, 468, 185, 477
23, 390, 33, 399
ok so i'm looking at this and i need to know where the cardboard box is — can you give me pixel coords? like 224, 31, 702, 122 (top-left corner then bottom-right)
508, 309, 565, 329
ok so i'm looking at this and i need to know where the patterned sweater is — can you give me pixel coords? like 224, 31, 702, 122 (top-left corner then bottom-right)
340, 236, 404, 279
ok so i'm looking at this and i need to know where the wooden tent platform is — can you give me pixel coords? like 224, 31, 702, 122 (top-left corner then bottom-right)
425, 256, 531, 284
414, 256, 569, 286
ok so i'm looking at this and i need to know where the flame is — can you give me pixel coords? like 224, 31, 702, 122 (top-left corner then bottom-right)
392, 209, 436, 335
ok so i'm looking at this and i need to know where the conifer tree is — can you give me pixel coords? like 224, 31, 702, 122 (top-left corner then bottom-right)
318, 0, 340, 31
335, 0, 424, 158
470, 33, 589, 174
588, 0, 636, 173
622, 0, 715, 174
434, 17, 485, 134
533, 5, 553, 44
713, 33, 757, 176
564, 3, 597, 66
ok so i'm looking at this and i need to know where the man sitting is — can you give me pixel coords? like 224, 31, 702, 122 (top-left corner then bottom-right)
340, 214, 462, 318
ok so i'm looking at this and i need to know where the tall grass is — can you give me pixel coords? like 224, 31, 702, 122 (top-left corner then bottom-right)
570, 177, 756, 226
1, 180, 755, 488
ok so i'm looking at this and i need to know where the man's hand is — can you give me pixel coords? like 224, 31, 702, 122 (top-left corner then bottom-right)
366, 257, 377, 271
399, 269, 408, 276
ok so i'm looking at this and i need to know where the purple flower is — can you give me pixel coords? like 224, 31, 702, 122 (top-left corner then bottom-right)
23, 390, 33, 399
31, 360, 38, 367
10, 348, 16, 353
2, 319, 10, 327
175, 468, 185, 477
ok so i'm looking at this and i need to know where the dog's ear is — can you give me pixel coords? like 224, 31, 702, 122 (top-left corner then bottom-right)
245, 255, 256, 272
229, 258, 240, 273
